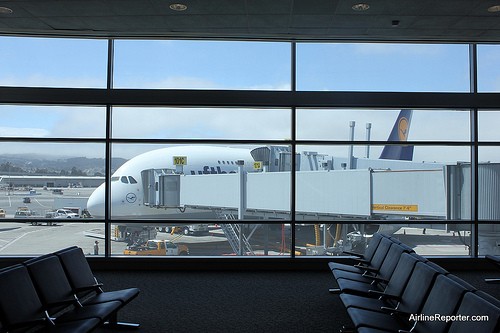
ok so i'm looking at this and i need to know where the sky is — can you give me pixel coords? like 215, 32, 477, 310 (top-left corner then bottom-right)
0, 37, 499, 163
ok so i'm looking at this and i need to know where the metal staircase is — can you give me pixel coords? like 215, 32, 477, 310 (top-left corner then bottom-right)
215, 211, 254, 255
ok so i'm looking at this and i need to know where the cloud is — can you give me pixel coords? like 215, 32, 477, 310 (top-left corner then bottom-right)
0, 126, 49, 137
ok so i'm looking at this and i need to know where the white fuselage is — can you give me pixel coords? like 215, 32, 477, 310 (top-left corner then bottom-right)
86, 146, 254, 219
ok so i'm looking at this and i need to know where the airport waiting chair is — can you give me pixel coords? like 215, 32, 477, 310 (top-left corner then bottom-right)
54, 246, 140, 328
332, 242, 409, 285
330, 236, 394, 277
0, 264, 100, 333
448, 291, 500, 333
338, 252, 421, 310
24, 254, 122, 325
329, 237, 395, 293
345, 262, 442, 332
400, 274, 469, 333
353, 275, 468, 333
329, 233, 385, 273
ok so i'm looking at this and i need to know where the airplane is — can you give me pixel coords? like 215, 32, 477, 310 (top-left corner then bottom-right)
86, 109, 415, 220
86, 145, 255, 219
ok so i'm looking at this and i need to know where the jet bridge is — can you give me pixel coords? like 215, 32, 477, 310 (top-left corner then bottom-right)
141, 157, 500, 255
144, 168, 448, 220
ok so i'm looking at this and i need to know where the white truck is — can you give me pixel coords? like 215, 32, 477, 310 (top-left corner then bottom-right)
156, 224, 209, 236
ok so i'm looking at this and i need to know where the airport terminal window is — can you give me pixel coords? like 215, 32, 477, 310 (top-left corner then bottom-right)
477, 45, 500, 92
0, 36, 107, 88
0, 141, 105, 256
295, 144, 471, 220
111, 107, 291, 140
0, 105, 106, 139
296, 43, 470, 92
0, 37, 498, 259
296, 109, 470, 142
113, 40, 291, 90
478, 111, 500, 141
105, 143, 292, 223
478, 147, 500, 222
110, 223, 292, 256
296, 223, 472, 256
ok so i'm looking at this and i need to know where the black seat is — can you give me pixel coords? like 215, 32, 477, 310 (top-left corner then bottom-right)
330, 236, 394, 280
54, 246, 140, 328
0, 264, 100, 333
346, 262, 442, 332
448, 291, 500, 333
333, 243, 409, 285
328, 233, 385, 273
24, 254, 123, 324
339, 252, 420, 309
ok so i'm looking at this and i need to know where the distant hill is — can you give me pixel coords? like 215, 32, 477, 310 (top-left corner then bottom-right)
0, 154, 127, 176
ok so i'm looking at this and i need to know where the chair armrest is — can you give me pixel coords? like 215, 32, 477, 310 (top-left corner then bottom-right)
354, 264, 378, 273
381, 306, 410, 317
367, 290, 400, 301
367, 274, 388, 284
7, 316, 50, 331
47, 297, 80, 308
74, 283, 104, 293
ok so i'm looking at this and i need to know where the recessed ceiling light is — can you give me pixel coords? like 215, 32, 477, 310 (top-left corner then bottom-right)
169, 3, 188, 11
487, 5, 500, 12
0, 7, 13, 14
352, 3, 370, 11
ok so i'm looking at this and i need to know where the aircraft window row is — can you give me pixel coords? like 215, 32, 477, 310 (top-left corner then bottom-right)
218, 161, 236, 165
120, 176, 138, 184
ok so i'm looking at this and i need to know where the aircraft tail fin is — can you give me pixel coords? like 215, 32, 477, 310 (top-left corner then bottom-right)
379, 109, 414, 161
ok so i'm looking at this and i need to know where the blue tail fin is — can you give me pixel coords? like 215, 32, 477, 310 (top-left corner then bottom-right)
379, 109, 414, 161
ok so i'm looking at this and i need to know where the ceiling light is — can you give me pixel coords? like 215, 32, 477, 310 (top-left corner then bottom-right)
169, 3, 187, 11
352, 3, 370, 11
487, 5, 500, 12
0, 7, 13, 14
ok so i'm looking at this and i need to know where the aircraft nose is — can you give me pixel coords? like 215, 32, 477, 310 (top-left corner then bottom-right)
87, 183, 105, 218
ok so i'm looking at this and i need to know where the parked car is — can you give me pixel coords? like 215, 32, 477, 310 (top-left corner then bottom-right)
54, 209, 80, 218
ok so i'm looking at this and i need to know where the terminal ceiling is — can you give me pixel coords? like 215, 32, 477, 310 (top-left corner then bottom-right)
0, 0, 499, 42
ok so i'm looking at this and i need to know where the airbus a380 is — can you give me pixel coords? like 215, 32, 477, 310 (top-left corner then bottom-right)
86, 110, 414, 219
86, 145, 255, 219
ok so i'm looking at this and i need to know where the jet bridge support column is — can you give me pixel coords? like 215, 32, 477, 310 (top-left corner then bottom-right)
237, 160, 246, 255
347, 121, 355, 169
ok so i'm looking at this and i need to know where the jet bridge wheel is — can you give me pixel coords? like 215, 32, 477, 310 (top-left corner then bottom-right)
183, 227, 190, 235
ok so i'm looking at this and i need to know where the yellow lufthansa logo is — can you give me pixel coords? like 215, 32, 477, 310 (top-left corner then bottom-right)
173, 156, 187, 166
372, 204, 418, 212
398, 117, 409, 141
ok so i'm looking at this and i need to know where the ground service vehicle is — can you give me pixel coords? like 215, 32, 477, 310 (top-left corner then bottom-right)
158, 224, 209, 235
123, 240, 189, 256
54, 209, 80, 218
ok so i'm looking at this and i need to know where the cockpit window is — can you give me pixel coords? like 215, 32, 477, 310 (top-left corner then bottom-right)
120, 176, 129, 184
128, 176, 137, 184
111, 176, 119, 182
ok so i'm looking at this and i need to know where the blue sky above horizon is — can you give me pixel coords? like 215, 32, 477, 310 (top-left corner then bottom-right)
0, 37, 499, 163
